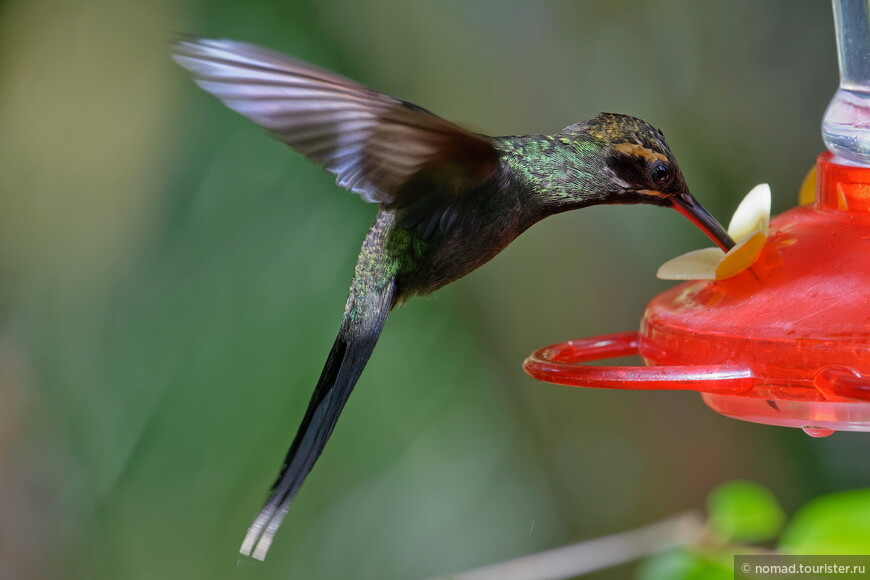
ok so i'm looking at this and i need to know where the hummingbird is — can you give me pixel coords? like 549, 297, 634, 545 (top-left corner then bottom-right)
172, 37, 734, 560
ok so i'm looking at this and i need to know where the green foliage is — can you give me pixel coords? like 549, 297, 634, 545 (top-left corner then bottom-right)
638, 549, 731, 580
638, 482, 870, 580
780, 488, 870, 554
707, 480, 785, 543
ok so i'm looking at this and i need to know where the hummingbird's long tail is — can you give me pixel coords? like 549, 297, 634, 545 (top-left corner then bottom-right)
240, 262, 395, 560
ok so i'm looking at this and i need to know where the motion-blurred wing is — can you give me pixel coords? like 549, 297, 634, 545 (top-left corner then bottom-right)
172, 38, 498, 210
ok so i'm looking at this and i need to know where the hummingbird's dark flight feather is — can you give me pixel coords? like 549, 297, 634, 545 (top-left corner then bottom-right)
241, 272, 396, 561
172, 38, 498, 228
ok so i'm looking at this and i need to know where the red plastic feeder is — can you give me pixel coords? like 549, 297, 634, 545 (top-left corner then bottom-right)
524, 152, 870, 437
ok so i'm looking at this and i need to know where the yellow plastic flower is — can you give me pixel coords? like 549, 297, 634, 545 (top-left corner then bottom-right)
657, 184, 771, 280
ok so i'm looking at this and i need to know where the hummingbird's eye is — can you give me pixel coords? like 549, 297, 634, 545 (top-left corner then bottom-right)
651, 163, 671, 185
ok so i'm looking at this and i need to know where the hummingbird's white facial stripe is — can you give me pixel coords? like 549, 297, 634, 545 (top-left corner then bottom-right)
602, 166, 631, 189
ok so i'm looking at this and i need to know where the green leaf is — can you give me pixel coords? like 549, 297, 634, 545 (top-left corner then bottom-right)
637, 548, 731, 580
780, 488, 870, 554
707, 480, 785, 543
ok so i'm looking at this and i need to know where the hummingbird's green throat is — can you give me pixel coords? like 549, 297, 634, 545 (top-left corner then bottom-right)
173, 37, 734, 560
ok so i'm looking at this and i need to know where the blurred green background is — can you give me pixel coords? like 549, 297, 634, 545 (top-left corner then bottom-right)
0, 1, 865, 579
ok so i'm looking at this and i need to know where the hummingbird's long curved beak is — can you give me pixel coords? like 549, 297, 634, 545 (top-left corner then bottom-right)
671, 192, 735, 251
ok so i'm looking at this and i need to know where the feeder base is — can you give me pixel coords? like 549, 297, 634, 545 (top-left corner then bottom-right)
701, 393, 870, 436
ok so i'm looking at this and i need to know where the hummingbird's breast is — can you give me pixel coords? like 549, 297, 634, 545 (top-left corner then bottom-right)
388, 173, 539, 301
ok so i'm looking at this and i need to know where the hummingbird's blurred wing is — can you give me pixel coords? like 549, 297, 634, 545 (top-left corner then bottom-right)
172, 38, 498, 217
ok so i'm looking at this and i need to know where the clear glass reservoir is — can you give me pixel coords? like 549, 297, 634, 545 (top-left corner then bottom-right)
823, 0, 870, 165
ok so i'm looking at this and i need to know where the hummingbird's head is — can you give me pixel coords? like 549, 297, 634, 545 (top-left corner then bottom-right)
563, 113, 734, 250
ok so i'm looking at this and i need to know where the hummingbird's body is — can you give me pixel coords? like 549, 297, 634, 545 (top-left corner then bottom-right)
368, 133, 637, 301
173, 38, 734, 560
386, 144, 539, 300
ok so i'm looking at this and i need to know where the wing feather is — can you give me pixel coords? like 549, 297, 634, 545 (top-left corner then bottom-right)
172, 38, 498, 209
